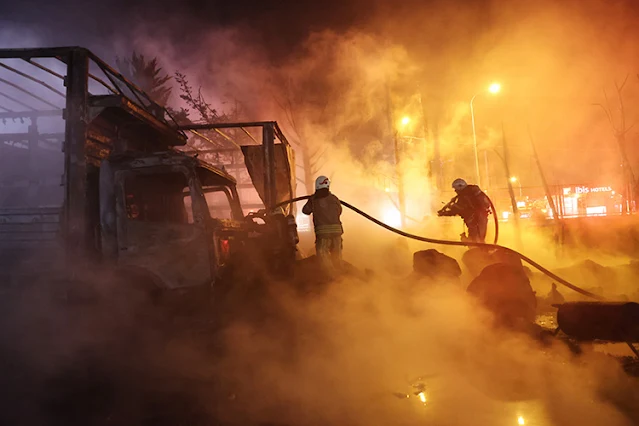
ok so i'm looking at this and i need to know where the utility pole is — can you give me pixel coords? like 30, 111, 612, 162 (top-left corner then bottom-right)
528, 126, 559, 219
528, 125, 565, 251
502, 126, 518, 216
501, 124, 522, 249
419, 85, 438, 215
483, 150, 490, 190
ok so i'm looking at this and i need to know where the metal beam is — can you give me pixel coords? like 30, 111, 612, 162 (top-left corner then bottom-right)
0, 76, 61, 109
0, 109, 61, 119
263, 123, 276, 210
24, 58, 65, 80
0, 47, 82, 59
240, 126, 259, 144
63, 49, 90, 256
0, 47, 183, 137
87, 52, 153, 106
0, 61, 65, 97
0, 132, 64, 141
88, 72, 118, 95
179, 121, 276, 131
272, 122, 291, 147
0, 90, 37, 110
86, 51, 183, 131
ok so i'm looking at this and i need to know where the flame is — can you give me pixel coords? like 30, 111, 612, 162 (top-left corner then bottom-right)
518, 415, 525, 425
418, 391, 427, 403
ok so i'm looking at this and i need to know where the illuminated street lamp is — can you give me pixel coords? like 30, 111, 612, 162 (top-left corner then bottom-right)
510, 176, 522, 197
489, 83, 501, 94
470, 82, 501, 187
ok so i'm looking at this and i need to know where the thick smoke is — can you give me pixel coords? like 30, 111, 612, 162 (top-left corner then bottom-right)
109, 0, 639, 262
2, 0, 639, 424
211, 277, 639, 426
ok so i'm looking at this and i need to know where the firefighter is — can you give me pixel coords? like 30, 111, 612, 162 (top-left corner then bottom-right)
302, 175, 343, 276
437, 178, 491, 243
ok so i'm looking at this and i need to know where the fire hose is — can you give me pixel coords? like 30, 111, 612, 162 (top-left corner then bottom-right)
276, 195, 603, 300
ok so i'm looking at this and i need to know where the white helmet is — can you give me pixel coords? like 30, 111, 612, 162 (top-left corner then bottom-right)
315, 175, 330, 190
452, 178, 468, 191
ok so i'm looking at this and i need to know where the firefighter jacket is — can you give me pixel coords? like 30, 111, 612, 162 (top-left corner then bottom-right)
446, 185, 490, 222
302, 189, 344, 236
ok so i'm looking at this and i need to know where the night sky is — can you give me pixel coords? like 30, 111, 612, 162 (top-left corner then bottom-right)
0, 0, 496, 60
4, 0, 639, 185
1, 0, 367, 54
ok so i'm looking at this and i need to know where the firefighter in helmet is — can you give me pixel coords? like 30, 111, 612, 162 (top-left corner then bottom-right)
437, 178, 491, 243
302, 175, 343, 276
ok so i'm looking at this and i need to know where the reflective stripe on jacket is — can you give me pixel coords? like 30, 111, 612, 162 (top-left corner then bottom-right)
302, 189, 343, 235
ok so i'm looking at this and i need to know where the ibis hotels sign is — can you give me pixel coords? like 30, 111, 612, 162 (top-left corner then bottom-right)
564, 186, 613, 195
575, 186, 613, 194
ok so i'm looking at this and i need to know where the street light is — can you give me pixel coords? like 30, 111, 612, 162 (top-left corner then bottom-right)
510, 176, 522, 197
470, 82, 501, 187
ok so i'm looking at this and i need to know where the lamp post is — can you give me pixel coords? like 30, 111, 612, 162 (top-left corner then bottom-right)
470, 82, 501, 188
510, 176, 522, 198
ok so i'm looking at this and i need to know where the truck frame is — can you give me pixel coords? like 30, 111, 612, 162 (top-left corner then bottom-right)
0, 46, 298, 293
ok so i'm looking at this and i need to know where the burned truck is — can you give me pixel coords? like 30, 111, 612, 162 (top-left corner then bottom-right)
0, 47, 298, 297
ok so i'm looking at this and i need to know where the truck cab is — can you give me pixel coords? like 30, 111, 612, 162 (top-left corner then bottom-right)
100, 152, 247, 290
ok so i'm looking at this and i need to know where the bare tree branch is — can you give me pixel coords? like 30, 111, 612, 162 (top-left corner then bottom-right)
310, 146, 328, 163
617, 74, 630, 92
617, 77, 628, 132
593, 103, 614, 130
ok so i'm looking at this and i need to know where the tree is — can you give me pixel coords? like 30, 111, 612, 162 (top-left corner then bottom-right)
175, 72, 225, 123
172, 72, 248, 156
271, 77, 327, 195
116, 52, 173, 107
595, 75, 637, 214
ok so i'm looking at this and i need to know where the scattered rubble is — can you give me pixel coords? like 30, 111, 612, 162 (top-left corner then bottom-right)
467, 262, 538, 328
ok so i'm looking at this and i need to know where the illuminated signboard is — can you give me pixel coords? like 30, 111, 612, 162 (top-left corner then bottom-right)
575, 186, 612, 194
564, 186, 613, 195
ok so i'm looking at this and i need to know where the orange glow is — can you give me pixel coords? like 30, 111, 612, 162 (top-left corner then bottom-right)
382, 206, 402, 228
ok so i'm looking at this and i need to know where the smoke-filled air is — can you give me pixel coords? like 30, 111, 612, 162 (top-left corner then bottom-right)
2, 0, 639, 425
